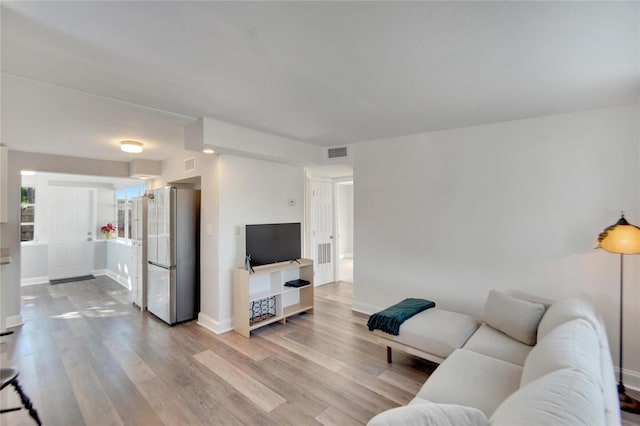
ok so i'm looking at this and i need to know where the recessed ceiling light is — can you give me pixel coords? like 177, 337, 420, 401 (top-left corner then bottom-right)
138, 176, 149, 180
20, 170, 36, 176
202, 148, 215, 154
121, 140, 143, 153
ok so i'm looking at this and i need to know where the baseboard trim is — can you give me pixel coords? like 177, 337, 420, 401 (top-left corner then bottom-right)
197, 312, 233, 334
351, 301, 381, 316
105, 270, 131, 290
6, 314, 23, 329
616, 367, 640, 392
21, 276, 49, 286
93, 269, 107, 276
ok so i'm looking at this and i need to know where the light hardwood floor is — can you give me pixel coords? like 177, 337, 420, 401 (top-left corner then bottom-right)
1, 277, 434, 426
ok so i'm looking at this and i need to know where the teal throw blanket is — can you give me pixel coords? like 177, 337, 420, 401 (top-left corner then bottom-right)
367, 298, 435, 336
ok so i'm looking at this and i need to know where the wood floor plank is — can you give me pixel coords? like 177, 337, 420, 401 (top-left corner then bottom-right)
85, 339, 165, 426
377, 369, 424, 395
209, 329, 274, 361
103, 338, 157, 385
316, 406, 362, 426
259, 331, 347, 372
337, 364, 415, 405
137, 376, 205, 426
194, 349, 287, 412
56, 337, 124, 426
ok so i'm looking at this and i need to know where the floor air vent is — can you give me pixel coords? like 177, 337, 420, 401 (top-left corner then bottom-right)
327, 146, 348, 159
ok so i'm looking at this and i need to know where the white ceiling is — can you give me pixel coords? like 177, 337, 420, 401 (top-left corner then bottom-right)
1, 1, 638, 163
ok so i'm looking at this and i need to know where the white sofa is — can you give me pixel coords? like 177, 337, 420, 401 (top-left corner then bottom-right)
368, 291, 621, 426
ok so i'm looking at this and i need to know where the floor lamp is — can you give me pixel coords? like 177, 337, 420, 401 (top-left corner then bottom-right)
596, 212, 640, 414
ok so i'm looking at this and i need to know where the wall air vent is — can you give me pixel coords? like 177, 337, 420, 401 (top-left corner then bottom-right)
184, 157, 196, 173
327, 146, 348, 159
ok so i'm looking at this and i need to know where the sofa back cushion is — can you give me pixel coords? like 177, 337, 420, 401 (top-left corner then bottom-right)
490, 369, 604, 426
521, 318, 601, 387
481, 290, 545, 346
537, 293, 599, 340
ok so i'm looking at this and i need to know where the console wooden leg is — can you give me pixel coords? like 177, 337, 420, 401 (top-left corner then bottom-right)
386, 346, 392, 363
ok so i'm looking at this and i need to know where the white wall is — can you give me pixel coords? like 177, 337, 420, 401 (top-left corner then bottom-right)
106, 240, 133, 290
217, 155, 305, 330
20, 244, 48, 284
337, 183, 354, 257
353, 104, 640, 387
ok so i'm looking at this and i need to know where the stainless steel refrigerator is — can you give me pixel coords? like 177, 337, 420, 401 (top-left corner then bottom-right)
147, 186, 200, 325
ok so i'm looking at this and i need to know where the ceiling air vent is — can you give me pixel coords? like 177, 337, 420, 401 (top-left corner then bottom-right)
184, 156, 196, 173
327, 146, 348, 159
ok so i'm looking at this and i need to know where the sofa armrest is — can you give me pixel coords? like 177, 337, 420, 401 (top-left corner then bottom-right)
367, 403, 489, 426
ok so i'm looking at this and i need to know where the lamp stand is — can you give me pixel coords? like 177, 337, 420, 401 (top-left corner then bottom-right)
618, 254, 640, 414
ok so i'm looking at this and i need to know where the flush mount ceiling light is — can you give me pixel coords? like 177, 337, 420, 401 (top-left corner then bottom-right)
121, 140, 143, 153
201, 144, 215, 154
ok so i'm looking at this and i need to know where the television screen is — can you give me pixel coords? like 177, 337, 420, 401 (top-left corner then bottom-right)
246, 223, 301, 266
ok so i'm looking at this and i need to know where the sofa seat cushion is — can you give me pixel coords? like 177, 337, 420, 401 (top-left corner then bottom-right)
521, 318, 601, 387
490, 369, 605, 426
374, 308, 480, 359
367, 402, 489, 426
415, 349, 522, 417
462, 324, 533, 366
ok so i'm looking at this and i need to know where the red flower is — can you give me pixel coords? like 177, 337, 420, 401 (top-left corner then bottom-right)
101, 223, 116, 234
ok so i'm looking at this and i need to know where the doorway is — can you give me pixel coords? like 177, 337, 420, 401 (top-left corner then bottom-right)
307, 175, 354, 286
48, 187, 95, 280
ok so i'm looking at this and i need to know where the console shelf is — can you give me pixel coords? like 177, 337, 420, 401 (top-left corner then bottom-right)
234, 258, 314, 338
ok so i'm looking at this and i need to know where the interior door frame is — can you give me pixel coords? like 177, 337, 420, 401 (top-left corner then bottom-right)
306, 176, 337, 286
333, 177, 353, 282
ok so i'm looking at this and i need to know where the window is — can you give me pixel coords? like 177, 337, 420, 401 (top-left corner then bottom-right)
21, 187, 35, 242
115, 183, 146, 240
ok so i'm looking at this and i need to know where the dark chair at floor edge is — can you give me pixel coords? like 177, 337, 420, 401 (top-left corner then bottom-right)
1, 367, 42, 425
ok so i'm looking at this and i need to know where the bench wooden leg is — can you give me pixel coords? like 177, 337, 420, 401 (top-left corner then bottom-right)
386, 346, 392, 363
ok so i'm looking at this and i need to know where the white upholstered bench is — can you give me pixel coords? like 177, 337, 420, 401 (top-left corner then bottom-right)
372, 308, 480, 364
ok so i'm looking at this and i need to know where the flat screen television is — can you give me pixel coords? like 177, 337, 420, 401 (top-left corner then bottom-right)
246, 223, 301, 267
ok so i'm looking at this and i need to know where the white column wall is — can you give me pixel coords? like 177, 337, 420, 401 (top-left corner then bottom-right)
153, 151, 220, 331
217, 155, 304, 331
337, 183, 354, 257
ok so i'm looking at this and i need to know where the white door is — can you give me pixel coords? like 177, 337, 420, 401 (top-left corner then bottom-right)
48, 187, 94, 280
311, 180, 335, 285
